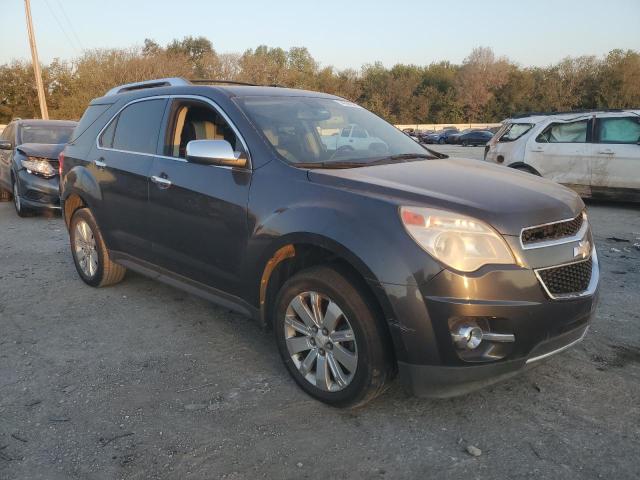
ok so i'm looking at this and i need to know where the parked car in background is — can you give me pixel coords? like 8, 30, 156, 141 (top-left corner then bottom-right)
423, 128, 459, 144
0, 119, 77, 216
485, 110, 640, 201
60, 78, 598, 407
456, 130, 494, 146
321, 124, 388, 154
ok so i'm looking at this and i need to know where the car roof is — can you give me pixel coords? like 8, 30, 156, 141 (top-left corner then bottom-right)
504, 109, 640, 124
91, 84, 342, 105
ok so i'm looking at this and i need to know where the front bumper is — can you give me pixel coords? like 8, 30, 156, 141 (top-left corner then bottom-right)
380, 248, 599, 398
17, 169, 60, 210
398, 323, 590, 398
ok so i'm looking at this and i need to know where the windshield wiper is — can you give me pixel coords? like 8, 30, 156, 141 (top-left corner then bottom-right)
293, 161, 374, 169
293, 153, 440, 169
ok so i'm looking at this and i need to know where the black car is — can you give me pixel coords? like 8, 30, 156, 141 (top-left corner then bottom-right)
424, 128, 459, 144
456, 129, 494, 146
0, 119, 77, 216
60, 78, 599, 407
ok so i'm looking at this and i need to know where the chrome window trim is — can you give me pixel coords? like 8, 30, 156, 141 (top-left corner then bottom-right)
95, 94, 252, 170
533, 247, 599, 301
519, 211, 588, 250
525, 326, 589, 364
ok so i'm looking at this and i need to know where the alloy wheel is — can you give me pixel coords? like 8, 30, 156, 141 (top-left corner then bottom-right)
284, 291, 358, 392
74, 219, 99, 278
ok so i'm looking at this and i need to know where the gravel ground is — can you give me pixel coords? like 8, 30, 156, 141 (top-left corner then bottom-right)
1, 159, 639, 479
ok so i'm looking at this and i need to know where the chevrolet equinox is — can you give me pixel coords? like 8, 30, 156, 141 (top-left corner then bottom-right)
60, 78, 599, 407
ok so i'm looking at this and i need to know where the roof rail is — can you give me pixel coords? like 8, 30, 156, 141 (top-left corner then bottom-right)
189, 79, 258, 87
509, 108, 639, 119
104, 77, 191, 96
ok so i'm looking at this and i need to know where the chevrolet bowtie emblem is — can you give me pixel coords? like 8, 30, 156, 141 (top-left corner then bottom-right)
574, 240, 591, 259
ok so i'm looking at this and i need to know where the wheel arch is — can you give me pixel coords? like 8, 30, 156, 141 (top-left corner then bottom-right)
61, 166, 102, 227
257, 235, 398, 368
508, 162, 542, 176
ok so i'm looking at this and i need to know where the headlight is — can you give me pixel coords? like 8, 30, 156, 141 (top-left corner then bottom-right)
21, 157, 56, 178
400, 206, 515, 272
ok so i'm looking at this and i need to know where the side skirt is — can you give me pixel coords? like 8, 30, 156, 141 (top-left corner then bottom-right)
110, 250, 260, 321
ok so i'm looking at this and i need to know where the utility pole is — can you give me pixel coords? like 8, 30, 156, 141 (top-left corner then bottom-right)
24, 0, 49, 120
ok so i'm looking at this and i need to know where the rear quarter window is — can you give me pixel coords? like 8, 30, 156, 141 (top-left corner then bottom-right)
70, 104, 113, 143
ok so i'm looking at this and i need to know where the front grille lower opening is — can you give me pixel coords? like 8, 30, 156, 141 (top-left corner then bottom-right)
537, 258, 592, 296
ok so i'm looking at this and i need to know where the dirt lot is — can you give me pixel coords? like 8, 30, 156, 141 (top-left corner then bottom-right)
1, 158, 639, 478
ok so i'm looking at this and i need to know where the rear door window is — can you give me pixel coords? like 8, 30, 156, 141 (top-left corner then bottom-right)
106, 99, 167, 154
596, 117, 640, 144
536, 120, 588, 143
499, 123, 533, 142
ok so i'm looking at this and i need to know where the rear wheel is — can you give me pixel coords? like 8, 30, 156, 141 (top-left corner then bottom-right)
69, 208, 126, 287
273, 266, 393, 408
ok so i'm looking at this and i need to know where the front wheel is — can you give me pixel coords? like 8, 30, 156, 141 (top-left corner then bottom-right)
273, 266, 393, 408
462, 140, 469, 147
438, 138, 445, 144
69, 208, 126, 287
12, 176, 33, 217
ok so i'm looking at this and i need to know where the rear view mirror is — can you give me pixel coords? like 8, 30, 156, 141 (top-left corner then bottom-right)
186, 140, 247, 168
0, 140, 12, 150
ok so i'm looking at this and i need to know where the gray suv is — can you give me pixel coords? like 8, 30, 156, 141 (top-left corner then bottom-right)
60, 78, 599, 407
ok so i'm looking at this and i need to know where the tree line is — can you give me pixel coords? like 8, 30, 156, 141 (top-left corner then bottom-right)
1, 36, 638, 125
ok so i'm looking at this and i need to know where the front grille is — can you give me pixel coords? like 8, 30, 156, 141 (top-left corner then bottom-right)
537, 258, 592, 296
522, 213, 584, 245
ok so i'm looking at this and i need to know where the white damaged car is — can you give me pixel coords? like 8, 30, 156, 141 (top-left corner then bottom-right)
485, 110, 640, 201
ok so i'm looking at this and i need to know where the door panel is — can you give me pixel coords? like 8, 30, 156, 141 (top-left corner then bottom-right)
147, 97, 251, 295
92, 149, 154, 258
590, 116, 640, 200
93, 97, 168, 258
524, 119, 591, 196
148, 158, 251, 293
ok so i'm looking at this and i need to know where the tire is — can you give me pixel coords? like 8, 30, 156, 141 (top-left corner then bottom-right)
69, 208, 126, 287
438, 138, 445, 144
273, 265, 393, 408
462, 140, 468, 147
12, 176, 33, 217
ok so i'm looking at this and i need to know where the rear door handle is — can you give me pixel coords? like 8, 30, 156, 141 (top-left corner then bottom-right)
94, 158, 107, 169
598, 148, 614, 155
151, 175, 172, 189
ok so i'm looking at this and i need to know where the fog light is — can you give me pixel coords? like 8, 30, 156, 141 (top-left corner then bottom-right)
451, 324, 483, 350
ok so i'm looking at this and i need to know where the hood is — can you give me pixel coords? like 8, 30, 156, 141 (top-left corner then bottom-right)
307, 158, 584, 236
16, 143, 65, 160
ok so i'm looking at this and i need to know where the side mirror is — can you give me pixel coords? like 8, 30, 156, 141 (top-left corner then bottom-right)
0, 140, 13, 150
185, 140, 247, 168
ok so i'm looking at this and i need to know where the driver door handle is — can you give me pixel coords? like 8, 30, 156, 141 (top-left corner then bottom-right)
151, 175, 172, 188
598, 148, 614, 155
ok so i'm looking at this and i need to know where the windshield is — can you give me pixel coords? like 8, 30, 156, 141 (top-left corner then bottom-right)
19, 125, 75, 145
236, 96, 434, 165
499, 123, 533, 142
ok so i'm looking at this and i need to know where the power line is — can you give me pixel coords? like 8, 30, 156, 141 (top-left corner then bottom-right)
55, 0, 84, 51
42, 0, 80, 54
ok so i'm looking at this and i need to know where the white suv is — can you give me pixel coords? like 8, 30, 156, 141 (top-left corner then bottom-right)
485, 110, 640, 201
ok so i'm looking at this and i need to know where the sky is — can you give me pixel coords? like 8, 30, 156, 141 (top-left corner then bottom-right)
1, 0, 639, 69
